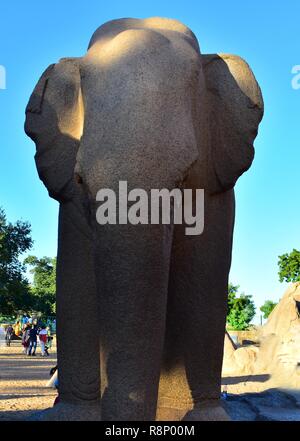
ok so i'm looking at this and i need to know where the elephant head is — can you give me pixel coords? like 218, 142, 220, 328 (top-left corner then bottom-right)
25, 17, 263, 204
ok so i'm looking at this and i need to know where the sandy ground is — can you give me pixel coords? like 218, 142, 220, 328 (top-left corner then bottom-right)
0, 340, 299, 421
0, 340, 260, 421
0, 340, 57, 421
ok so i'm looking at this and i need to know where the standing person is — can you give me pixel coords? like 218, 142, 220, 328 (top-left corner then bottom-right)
39, 325, 48, 356
28, 324, 38, 356
46, 326, 53, 350
14, 321, 21, 338
22, 324, 31, 354
5, 325, 14, 347
21, 314, 28, 329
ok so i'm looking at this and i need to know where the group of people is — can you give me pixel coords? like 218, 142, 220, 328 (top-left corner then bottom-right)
22, 323, 52, 356
5, 315, 54, 357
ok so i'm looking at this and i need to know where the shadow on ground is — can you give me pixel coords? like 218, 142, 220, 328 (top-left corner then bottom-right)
225, 388, 300, 421
222, 374, 271, 385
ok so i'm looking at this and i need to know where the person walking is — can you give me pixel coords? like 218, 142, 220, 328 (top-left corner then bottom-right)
39, 325, 48, 356
28, 324, 38, 356
5, 325, 14, 347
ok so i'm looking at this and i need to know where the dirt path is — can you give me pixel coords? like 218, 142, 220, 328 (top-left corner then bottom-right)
0, 341, 57, 421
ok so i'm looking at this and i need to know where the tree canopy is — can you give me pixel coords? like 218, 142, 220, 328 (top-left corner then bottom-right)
0, 208, 33, 315
24, 255, 56, 316
278, 249, 300, 283
227, 284, 256, 330
0, 207, 57, 318
260, 300, 278, 319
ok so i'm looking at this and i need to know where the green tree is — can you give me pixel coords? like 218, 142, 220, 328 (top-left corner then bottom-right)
226, 284, 256, 330
24, 256, 56, 317
260, 300, 278, 319
0, 208, 33, 315
227, 284, 239, 316
278, 249, 300, 283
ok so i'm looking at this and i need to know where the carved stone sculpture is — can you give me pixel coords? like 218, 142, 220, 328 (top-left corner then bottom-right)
25, 17, 263, 421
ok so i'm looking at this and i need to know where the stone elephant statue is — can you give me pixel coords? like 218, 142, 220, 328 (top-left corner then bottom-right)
25, 17, 263, 421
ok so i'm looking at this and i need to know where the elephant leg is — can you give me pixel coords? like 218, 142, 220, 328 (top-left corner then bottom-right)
92, 221, 173, 421
56, 201, 101, 408
162, 189, 235, 419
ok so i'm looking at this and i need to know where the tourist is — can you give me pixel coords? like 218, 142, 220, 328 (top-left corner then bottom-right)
21, 314, 29, 329
14, 320, 21, 338
5, 324, 14, 347
28, 324, 38, 356
46, 365, 58, 388
46, 326, 53, 350
22, 324, 31, 354
38, 325, 48, 356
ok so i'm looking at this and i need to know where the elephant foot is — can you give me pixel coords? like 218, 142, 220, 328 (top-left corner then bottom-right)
182, 400, 231, 421
28, 402, 101, 421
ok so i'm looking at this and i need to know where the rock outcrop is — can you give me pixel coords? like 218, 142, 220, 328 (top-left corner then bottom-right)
223, 282, 300, 389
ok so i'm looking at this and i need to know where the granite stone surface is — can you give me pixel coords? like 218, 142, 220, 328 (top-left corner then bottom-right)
25, 17, 263, 421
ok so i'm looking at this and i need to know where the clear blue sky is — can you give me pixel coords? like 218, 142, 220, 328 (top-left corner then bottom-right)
0, 1, 299, 322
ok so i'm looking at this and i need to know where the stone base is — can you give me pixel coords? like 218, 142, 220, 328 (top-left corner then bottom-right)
28, 402, 101, 421
156, 406, 189, 421
182, 404, 231, 421
156, 400, 231, 421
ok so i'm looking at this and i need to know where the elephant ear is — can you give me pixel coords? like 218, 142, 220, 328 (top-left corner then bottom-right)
203, 54, 264, 193
25, 58, 83, 202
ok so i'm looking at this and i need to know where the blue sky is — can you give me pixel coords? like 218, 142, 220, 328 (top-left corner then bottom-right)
0, 1, 299, 322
